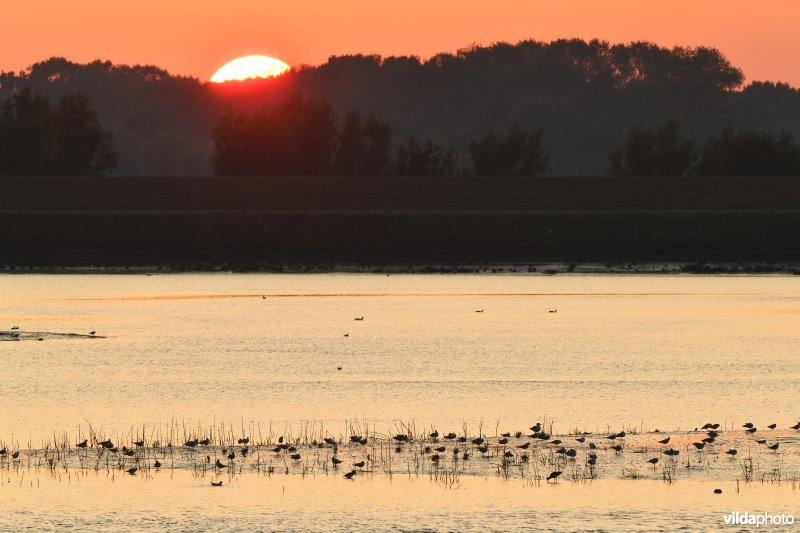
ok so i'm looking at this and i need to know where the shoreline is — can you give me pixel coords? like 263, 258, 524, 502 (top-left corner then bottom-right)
2, 261, 799, 275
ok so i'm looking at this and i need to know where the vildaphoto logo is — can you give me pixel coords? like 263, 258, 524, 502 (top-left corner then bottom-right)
723, 512, 795, 527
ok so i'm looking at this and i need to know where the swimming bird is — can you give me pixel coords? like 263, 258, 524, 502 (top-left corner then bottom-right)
289, 454, 301, 461
76, 439, 88, 448
755, 439, 767, 444
126, 468, 138, 475
215, 459, 227, 468
575, 437, 585, 443
702, 437, 715, 444
134, 440, 144, 447
394, 434, 409, 442
692, 442, 706, 450
714, 488, 722, 494
343, 333, 349, 337
99, 440, 114, 449
332, 457, 343, 465
344, 470, 357, 479
109, 447, 119, 454
471, 438, 485, 445
725, 449, 737, 456
549, 310, 557, 313
767, 424, 777, 430
517, 443, 530, 450
647, 457, 659, 465
154, 460, 161, 468
475, 310, 484, 313
663, 449, 679, 456
435, 446, 446, 453
211, 481, 223, 486
550, 440, 562, 446
498, 438, 509, 445
199, 438, 210, 446
123, 449, 135, 457
658, 437, 670, 445
89, 331, 96, 335
501, 432, 511, 438
546, 471, 562, 482
184, 439, 198, 447
237, 438, 249, 445
354, 317, 364, 321
768, 443, 780, 450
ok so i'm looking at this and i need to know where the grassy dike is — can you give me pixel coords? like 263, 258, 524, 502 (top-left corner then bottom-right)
2, 175, 800, 269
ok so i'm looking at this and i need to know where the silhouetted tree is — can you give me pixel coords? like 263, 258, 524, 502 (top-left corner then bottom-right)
0, 88, 116, 176
213, 94, 338, 176
334, 110, 393, 175
608, 119, 696, 176
696, 127, 800, 176
469, 125, 550, 176
394, 137, 458, 176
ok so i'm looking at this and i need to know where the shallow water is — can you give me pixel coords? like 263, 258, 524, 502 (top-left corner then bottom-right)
1, 273, 799, 530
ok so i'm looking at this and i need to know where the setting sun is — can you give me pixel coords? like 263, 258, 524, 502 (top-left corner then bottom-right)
210, 55, 290, 83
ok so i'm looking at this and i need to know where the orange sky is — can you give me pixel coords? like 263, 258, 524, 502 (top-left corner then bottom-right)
3, 0, 799, 86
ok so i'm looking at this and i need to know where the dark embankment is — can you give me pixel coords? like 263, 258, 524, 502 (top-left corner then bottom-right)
2, 176, 800, 269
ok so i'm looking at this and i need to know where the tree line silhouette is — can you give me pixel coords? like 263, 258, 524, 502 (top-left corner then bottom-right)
2, 38, 800, 176
0, 88, 116, 176
212, 94, 549, 176
609, 118, 800, 176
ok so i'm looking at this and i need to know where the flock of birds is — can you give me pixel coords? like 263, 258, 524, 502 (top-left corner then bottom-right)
4, 418, 793, 488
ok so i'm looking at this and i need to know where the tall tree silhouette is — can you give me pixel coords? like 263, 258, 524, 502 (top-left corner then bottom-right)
696, 127, 800, 176
213, 94, 338, 176
608, 119, 696, 176
394, 137, 458, 176
469, 125, 550, 176
0, 88, 116, 176
334, 110, 393, 175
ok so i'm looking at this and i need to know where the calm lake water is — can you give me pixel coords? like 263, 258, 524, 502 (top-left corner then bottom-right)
1, 273, 799, 530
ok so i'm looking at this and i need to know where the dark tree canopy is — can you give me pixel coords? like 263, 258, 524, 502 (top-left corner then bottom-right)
334, 110, 394, 175
214, 95, 398, 176
608, 119, 696, 176
696, 128, 800, 176
2, 40, 797, 176
394, 137, 459, 176
469, 125, 550, 176
0, 88, 117, 176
